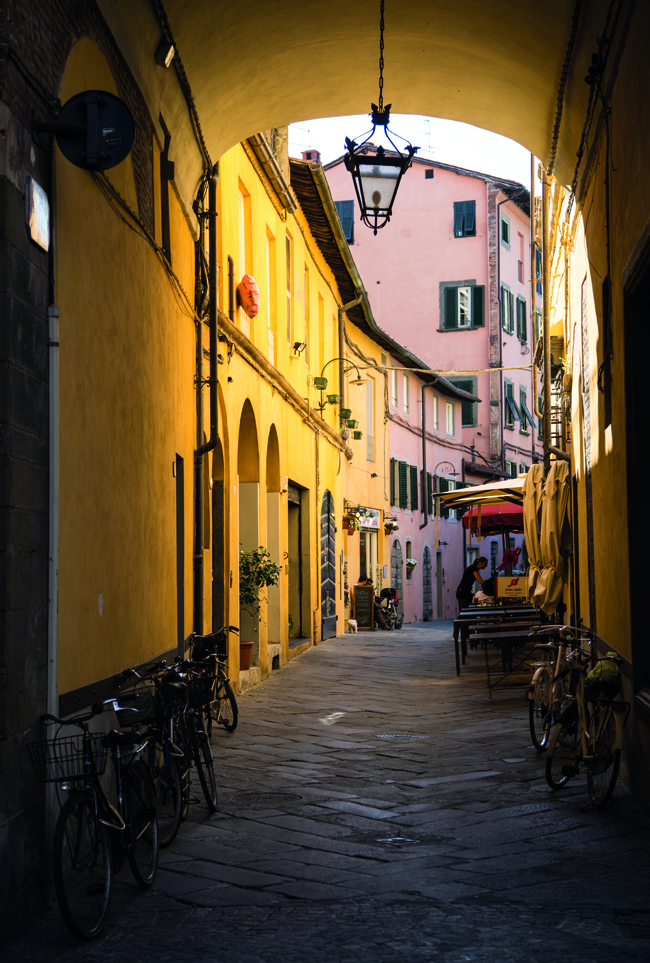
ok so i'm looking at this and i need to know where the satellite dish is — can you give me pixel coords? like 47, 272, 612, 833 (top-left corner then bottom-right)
42, 90, 136, 171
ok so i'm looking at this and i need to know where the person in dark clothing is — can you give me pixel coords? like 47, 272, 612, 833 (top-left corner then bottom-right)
456, 556, 489, 613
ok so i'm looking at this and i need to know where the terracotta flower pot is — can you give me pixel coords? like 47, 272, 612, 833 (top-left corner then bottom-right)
240, 641, 254, 671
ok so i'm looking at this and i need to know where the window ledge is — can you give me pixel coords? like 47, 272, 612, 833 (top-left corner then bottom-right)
504, 424, 515, 431
437, 326, 483, 333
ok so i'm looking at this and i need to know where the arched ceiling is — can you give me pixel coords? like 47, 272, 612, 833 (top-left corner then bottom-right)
99, 0, 616, 194
171, 0, 609, 185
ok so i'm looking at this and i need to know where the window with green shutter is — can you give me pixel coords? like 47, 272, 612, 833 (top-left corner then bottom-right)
437, 476, 450, 519
334, 200, 354, 243
390, 458, 396, 506
427, 472, 433, 516
501, 214, 510, 248
501, 286, 515, 333
449, 378, 476, 426
453, 200, 476, 237
443, 285, 484, 329
516, 296, 527, 341
410, 465, 419, 511
398, 461, 408, 508
504, 380, 521, 428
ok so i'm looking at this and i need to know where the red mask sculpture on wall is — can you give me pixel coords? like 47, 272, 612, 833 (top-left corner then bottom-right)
237, 274, 260, 318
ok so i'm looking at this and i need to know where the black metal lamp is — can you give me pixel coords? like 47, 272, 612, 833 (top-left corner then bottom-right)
344, 0, 418, 234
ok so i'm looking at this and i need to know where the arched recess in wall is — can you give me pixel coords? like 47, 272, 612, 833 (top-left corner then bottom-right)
390, 538, 404, 624
237, 400, 260, 659
422, 543, 433, 622
265, 425, 281, 647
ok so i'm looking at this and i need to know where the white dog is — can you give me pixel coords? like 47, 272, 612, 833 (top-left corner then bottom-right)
347, 620, 358, 634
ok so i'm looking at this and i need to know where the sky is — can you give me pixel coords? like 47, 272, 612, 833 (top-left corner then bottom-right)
289, 114, 532, 189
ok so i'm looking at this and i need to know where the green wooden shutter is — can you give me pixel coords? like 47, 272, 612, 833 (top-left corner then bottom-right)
438, 477, 450, 519
464, 201, 475, 234
334, 200, 354, 243
445, 287, 458, 329
410, 465, 419, 510
452, 379, 475, 426
501, 285, 508, 330
427, 472, 433, 515
390, 458, 396, 506
509, 291, 515, 333
472, 285, 484, 326
453, 202, 464, 236
398, 461, 408, 508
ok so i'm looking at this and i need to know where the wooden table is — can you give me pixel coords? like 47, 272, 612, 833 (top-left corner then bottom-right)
452, 607, 544, 675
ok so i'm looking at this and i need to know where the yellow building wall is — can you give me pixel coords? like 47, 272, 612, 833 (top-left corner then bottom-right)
56, 40, 203, 696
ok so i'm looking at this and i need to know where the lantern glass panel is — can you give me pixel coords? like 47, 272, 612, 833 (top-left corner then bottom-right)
358, 163, 400, 211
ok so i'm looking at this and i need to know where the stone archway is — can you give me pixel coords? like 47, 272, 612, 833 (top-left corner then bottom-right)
237, 400, 260, 662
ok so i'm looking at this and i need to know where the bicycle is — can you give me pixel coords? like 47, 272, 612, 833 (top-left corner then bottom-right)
544, 630, 628, 808
190, 627, 239, 733
27, 699, 158, 941
527, 625, 574, 751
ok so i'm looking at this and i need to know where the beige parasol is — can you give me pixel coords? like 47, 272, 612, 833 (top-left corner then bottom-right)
533, 460, 571, 615
523, 464, 545, 601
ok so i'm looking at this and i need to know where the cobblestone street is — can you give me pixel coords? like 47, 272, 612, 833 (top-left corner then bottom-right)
5, 623, 650, 962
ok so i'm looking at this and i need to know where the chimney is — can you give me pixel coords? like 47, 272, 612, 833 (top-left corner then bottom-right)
302, 149, 322, 163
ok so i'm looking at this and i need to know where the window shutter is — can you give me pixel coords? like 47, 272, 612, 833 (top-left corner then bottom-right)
427, 472, 433, 516
501, 285, 507, 330
451, 379, 474, 426
390, 458, 396, 506
464, 201, 475, 234
334, 200, 354, 243
453, 202, 464, 236
472, 285, 484, 326
509, 291, 515, 334
410, 465, 419, 511
398, 461, 408, 508
438, 477, 450, 519
445, 287, 458, 329
516, 297, 527, 340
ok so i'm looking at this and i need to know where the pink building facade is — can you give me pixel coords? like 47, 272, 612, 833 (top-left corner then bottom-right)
326, 153, 543, 598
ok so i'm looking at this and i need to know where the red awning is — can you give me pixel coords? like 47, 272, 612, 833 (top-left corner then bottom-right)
462, 502, 524, 535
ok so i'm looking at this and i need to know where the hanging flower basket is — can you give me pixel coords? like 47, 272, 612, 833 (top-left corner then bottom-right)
327, 393, 339, 405
353, 430, 363, 440
405, 558, 418, 572
314, 376, 328, 390
340, 407, 352, 420
384, 521, 398, 535
347, 419, 358, 429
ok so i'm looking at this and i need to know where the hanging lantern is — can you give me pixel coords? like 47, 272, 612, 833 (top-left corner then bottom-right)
343, 0, 418, 234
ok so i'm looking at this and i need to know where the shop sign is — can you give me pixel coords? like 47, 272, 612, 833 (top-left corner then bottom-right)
497, 576, 528, 598
359, 508, 380, 530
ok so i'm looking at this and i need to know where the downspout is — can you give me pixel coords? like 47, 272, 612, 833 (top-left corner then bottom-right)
541, 169, 570, 467
194, 169, 220, 634
338, 296, 363, 408
46, 132, 59, 904
530, 153, 539, 463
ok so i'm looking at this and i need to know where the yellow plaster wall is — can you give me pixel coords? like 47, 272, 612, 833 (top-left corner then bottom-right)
56, 40, 201, 694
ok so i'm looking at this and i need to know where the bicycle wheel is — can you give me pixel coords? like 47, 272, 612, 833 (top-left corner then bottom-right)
529, 669, 552, 751
190, 714, 218, 811
148, 738, 181, 847
587, 706, 621, 807
173, 719, 193, 821
53, 793, 112, 941
125, 760, 159, 888
545, 720, 581, 790
211, 677, 238, 732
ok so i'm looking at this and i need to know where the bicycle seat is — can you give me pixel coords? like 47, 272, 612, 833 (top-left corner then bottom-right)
102, 729, 145, 748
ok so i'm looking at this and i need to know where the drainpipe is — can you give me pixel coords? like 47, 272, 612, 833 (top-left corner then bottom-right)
45, 134, 59, 904
194, 169, 220, 634
530, 153, 539, 463
541, 170, 570, 467
338, 296, 363, 408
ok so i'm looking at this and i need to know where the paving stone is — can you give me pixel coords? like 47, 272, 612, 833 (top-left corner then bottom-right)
3, 621, 650, 963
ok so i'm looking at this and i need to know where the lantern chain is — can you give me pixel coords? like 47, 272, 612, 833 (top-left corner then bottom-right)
378, 0, 385, 113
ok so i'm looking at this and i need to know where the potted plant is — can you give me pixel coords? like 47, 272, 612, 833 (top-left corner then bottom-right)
340, 407, 352, 420
405, 557, 418, 576
239, 547, 281, 669
327, 393, 339, 405
313, 376, 328, 390
347, 419, 358, 429
353, 430, 363, 440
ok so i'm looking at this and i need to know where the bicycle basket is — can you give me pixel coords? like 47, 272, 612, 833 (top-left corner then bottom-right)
186, 673, 215, 709
27, 733, 108, 784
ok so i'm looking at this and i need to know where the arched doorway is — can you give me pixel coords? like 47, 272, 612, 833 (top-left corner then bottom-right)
390, 539, 404, 623
422, 545, 432, 621
266, 426, 282, 653
320, 491, 336, 640
237, 400, 260, 663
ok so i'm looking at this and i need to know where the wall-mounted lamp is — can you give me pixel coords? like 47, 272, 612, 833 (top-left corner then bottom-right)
155, 40, 175, 68
371, 472, 378, 478
293, 341, 307, 356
